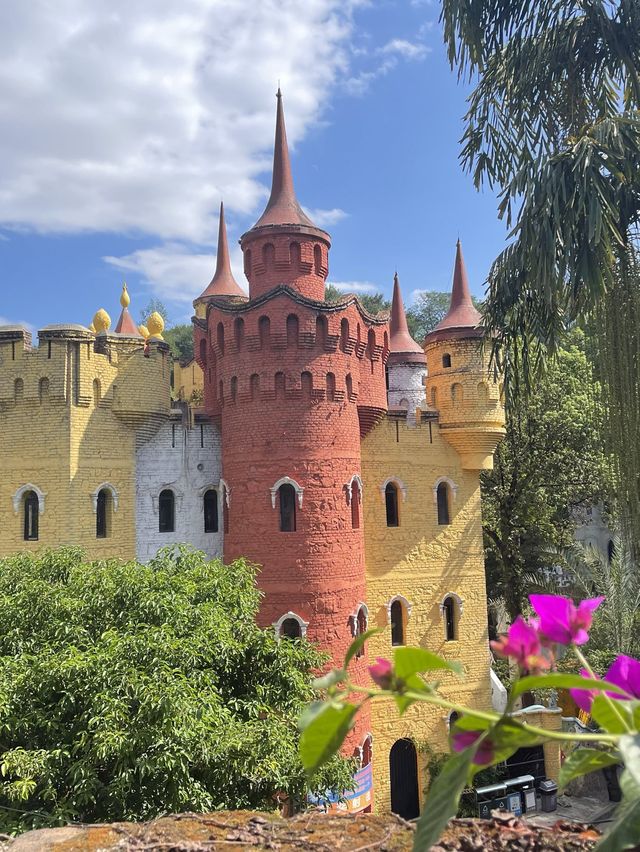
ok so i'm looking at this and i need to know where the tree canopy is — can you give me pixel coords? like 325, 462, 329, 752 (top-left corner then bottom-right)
0, 547, 353, 833
482, 329, 611, 622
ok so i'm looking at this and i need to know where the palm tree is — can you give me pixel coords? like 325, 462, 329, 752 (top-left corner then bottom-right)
440, 0, 640, 553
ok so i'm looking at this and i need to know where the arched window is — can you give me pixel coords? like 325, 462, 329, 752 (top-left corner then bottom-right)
354, 604, 368, 657
218, 379, 224, 401
326, 372, 335, 401
437, 482, 451, 525
346, 373, 353, 398
448, 711, 460, 729
367, 328, 376, 360
286, 314, 299, 348
340, 318, 349, 352
273, 611, 308, 640
279, 483, 297, 532
361, 734, 373, 768
385, 482, 399, 527
96, 488, 110, 538
230, 376, 238, 402
383, 330, 389, 353
234, 317, 244, 350
390, 599, 405, 646
14, 378, 23, 401
275, 371, 285, 399
451, 382, 463, 403
262, 242, 275, 268
430, 387, 438, 408
244, 248, 252, 277
316, 315, 327, 348
443, 596, 457, 641
158, 489, 175, 533
442, 353, 452, 368
38, 377, 49, 402
199, 338, 207, 366
314, 244, 322, 274
477, 381, 489, 403
250, 373, 260, 400
204, 489, 218, 533
281, 617, 302, 639
301, 371, 313, 398
348, 475, 363, 530
216, 322, 225, 355
290, 241, 301, 269
93, 378, 101, 405
259, 315, 270, 348
23, 491, 39, 541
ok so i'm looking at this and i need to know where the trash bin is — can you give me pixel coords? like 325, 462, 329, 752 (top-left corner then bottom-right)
476, 782, 508, 818
539, 779, 558, 812
505, 774, 536, 814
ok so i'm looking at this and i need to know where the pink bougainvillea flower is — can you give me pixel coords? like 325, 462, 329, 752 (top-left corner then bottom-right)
569, 655, 640, 713
490, 616, 551, 674
368, 657, 393, 689
529, 594, 605, 646
451, 729, 495, 766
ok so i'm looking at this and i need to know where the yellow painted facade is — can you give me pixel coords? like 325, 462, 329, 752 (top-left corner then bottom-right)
173, 358, 204, 402
362, 331, 506, 813
0, 324, 170, 560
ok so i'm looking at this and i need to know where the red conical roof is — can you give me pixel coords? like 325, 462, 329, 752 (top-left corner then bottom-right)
251, 89, 317, 230
114, 307, 142, 336
428, 240, 482, 340
197, 202, 246, 300
388, 272, 425, 364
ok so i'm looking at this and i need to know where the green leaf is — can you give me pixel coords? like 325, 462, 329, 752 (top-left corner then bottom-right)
413, 748, 475, 851
298, 701, 329, 731
312, 669, 346, 691
394, 674, 432, 716
619, 735, 640, 789
512, 673, 627, 701
394, 646, 463, 680
299, 702, 357, 775
595, 770, 640, 851
591, 695, 635, 734
344, 628, 380, 669
558, 748, 620, 790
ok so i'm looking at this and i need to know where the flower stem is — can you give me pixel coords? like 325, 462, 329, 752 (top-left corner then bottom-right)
573, 646, 632, 734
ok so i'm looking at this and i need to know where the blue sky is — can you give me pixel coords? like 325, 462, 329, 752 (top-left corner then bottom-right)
0, 0, 507, 332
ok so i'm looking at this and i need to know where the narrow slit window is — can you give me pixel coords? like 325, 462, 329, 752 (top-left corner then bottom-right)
279, 484, 296, 532
390, 599, 405, 646
443, 597, 456, 641
96, 489, 109, 538
351, 485, 360, 529
23, 492, 39, 541
159, 489, 175, 533
385, 482, 399, 527
437, 482, 451, 525
203, 489, 218, 533
281, 617, 302, 639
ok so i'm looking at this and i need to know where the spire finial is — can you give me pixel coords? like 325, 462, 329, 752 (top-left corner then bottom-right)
427, 239, 482, 338
250, 89, 317, 230
114, 281, 142, 336
195, 201, 246, 301
120, 282, 130, 308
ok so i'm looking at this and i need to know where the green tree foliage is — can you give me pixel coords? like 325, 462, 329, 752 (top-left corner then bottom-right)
164, 324, 195, 363
441, 0, 640, 555
0, 547, 353, 833
481, 330, 611, 621
324, 284, 390, 317
139, 298, 171, 326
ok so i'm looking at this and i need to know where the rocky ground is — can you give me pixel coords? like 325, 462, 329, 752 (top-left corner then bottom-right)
1, 810, 605, 851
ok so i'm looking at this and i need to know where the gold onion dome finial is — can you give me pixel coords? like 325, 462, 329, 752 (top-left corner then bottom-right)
138, 324, 150, 339
147, 311, 165, 340
120, 282, 131, 308
88, 322, 97, 334
93, 309, 111, 334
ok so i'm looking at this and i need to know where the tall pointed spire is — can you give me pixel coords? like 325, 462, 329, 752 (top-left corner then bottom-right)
252, 89, 316, 230
428, 240, 482, 339
197, 202, 246, 300
389, 272, 425, 363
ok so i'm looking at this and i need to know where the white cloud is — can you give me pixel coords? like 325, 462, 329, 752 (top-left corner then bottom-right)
328, 280, 379, 293
103, 241, 248, 313
302, 206, 349, 227
0, 0, 358, 242
380, 39, 429, 60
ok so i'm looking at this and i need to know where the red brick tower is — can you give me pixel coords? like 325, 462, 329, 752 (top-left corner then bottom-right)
194, 90, 389, 756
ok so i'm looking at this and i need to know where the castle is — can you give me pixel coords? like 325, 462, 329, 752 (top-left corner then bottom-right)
0, 91, 522, 816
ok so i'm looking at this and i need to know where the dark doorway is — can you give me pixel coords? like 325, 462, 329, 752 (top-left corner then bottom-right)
390, 738, 419, 820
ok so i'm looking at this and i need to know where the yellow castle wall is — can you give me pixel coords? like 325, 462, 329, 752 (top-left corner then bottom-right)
0, 330, 169, 561
173, 358, 204, 402
362, 413, 494, 813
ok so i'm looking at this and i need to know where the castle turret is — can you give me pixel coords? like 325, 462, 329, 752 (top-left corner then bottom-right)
195, 90, 390, 757
424, 241, 505, 469
194, 202, 247, 319
114, 284, 143, 337
239, 90, 331, 301
386, 272, 426, 416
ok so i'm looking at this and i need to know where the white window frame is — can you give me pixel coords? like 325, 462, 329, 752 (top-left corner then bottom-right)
273, 611, 309, 639
379, 476, 408, 502
91, 482, 119, 513
432, 476, 458, 505
270, 476, 304, 509
13, 483, 46, 515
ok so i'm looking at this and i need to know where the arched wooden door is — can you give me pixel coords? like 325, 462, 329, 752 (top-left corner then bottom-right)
389, 738, 419, 819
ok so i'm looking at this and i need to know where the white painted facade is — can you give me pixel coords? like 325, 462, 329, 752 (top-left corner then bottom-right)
387, 361, 427, 419
135, 410, 223, 562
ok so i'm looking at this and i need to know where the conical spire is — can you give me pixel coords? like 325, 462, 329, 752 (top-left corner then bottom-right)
114, 282, 142, 336
429, 240, 482, 338
197, 202, 246, 300
251, 89, 316, 230
389, 272, 425, 363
